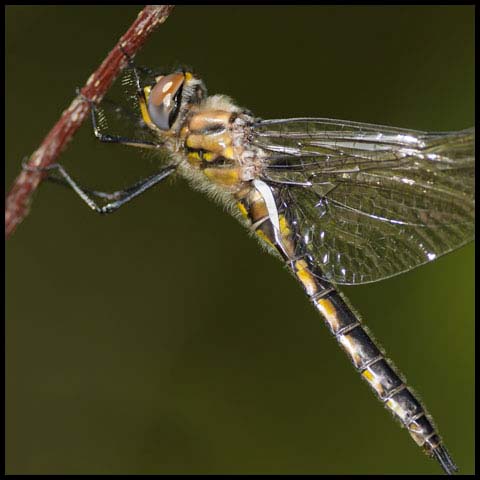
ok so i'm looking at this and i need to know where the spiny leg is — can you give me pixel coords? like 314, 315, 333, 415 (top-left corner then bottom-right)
27, 73, 175, 213
118, 44, 157, 80
81, 47, 162, 150
88, 97, 162, 150
23, 161, 175, 214
75, 87, 161, 150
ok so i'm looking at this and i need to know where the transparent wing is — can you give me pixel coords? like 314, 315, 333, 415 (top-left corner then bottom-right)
252, 118, 475, 285
93, 68, 162, 147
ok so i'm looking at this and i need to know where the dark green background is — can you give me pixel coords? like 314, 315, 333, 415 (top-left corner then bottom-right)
6, 5, 474, 475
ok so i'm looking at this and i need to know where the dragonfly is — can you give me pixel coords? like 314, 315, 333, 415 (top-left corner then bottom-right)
27, 58, 474, 474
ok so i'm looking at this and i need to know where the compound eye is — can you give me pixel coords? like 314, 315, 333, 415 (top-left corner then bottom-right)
147, 73, 185, 130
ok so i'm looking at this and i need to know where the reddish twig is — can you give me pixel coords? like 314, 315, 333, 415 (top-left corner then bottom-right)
5, 5, 175, 239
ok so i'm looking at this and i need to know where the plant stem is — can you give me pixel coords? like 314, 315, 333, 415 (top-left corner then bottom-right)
5, 5, 175, 239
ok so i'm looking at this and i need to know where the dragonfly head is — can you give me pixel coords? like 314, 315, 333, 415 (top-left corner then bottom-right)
139, 71, 206, 133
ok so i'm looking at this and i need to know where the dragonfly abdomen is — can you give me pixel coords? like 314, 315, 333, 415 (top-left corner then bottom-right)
311, 277, 457, 474
314, 291, 439, 442
238, 179, 457, 474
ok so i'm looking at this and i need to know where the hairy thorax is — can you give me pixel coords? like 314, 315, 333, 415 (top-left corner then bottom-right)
171, 95, 269, 200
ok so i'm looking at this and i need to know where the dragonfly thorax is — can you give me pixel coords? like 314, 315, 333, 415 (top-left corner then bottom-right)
170, 94, 268, 195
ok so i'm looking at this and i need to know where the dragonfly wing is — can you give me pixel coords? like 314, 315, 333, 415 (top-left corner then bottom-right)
94, 68, 166, 147
252, 118, 474, 285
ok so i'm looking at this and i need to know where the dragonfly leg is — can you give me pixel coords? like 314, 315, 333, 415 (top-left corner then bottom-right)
118, 45, 157, 78
23, 160, 175, 214
90, 101, 161, 149
76, 88, 162, 150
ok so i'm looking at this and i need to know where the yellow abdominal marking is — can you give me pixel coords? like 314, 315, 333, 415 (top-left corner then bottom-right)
256, 229, 276, 248
250, 195, 268, 221
294, 259, 318, 297
362, 369, 374, 382
408, 423, 427, 446
409, 422, 423, 433
386, 398, 405, 419
279, 214, 291, 237
362, 369, 384, 396
316, 298, 341, 331
338, 334, 361, 366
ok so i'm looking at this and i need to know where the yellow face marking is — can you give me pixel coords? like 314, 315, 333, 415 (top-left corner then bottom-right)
203, 167, 241, 186
256, 229, 276, 249
185, 72, 193, 81
237, 202, 249, 219
316, 298, 341, 331
294, 259, 318, 297
139, 86, 154, 128
140, 101, 152, 126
